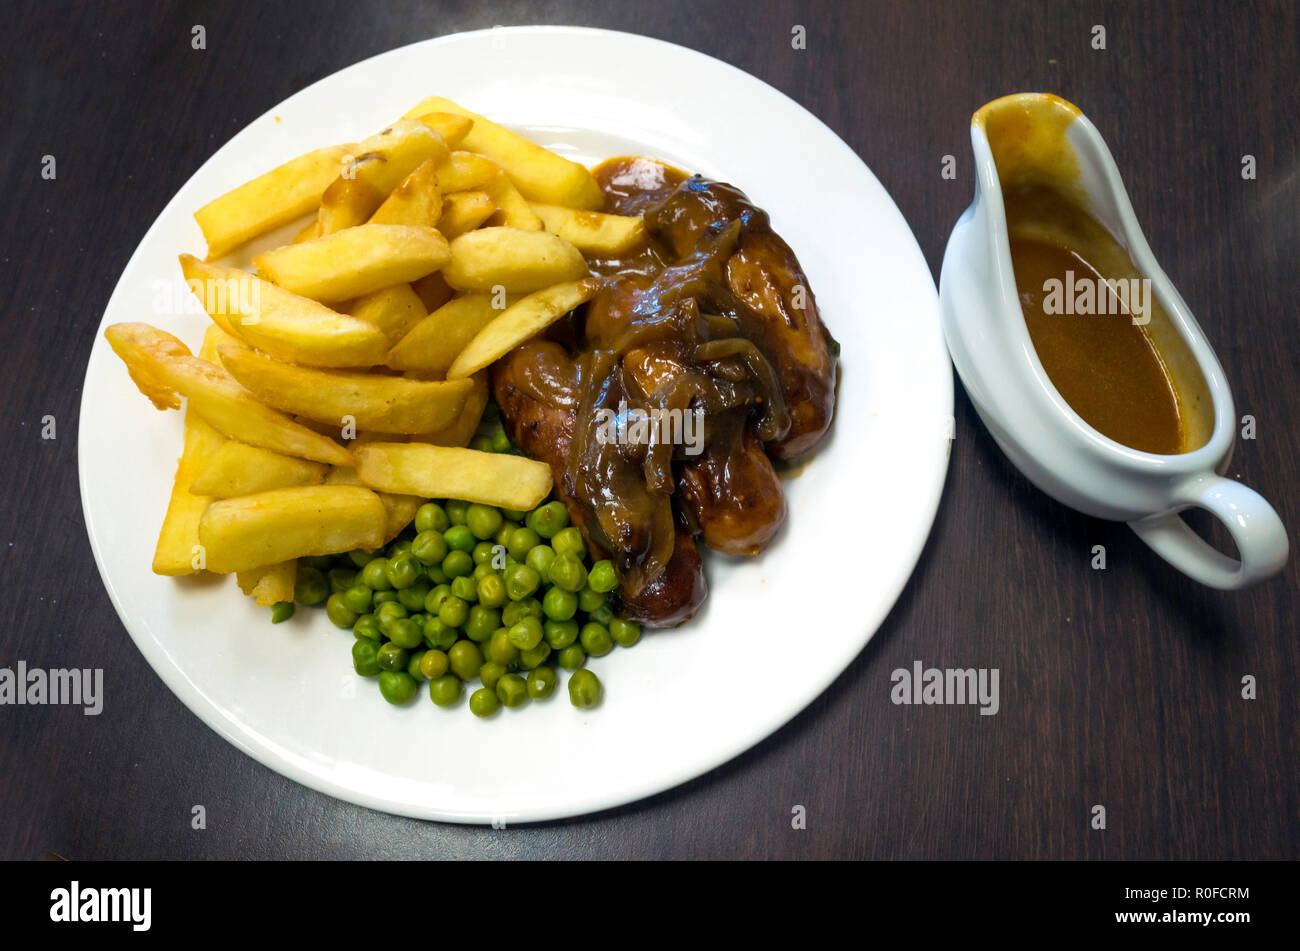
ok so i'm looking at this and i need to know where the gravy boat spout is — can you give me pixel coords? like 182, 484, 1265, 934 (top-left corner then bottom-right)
939, 92, 1287, 589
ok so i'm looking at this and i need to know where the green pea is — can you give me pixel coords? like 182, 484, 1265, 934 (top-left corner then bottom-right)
465, 605, 501, 642
270, 601, 295, 624
448, 640, 483, 680
342, 584, 373, 615
302, 554, 335, 571
398, 581, 431, 612
493, 523, 515, 549
444, 524, 476, 553
352, 639, 381, 677
347, 548, 378, 569
470, 434, 494, 453
442, 549, 474, 578
411, 530, 448, 566
518, 642, 551, 669
527, 666, 557, 700
426, 564, 448, 585
479, 661, 507, 690
407, 649, 429, 682
386, 552, 422, 590
325, 593, 358, 629
423, 616, 458, 651
429, 674, 462, 707
473, 562, 497, 583
568, 669, 602, 708
450, 575, 479, 604
610, 617, 642, 648
496, 673, 527, 707
371, 589, 399, 606
525, 544, 556, 579
424, 584, 452, 614
477, 573, 508, 608
490, 429, 513, 453
388, 537, 414, 557
580, 622, 613, 657
361, 558, 392, 591
328, 567, 358, 594
378, 671, 418, 705
465, 504, 504, 541
544, 618, 579, 650
445, 500, 470, 526
587, 559, 618, 593
525, 501, 569, 539
419, 649, 449, 680
504, 563, 541, 600
353, 614, 382, 642
556, 644, 586, 671
588, 603, 616, 626
548, 554, 587, 593
469, 687, 500, 717
375, 600, 408, 633
542, 586, 578, 621
415, 502, 449, 534
471, 541, 496, 566
387, 618, 424, 650
437, 595, 469, 628
294, 566, 329, 606
506, 526, 541, 561
502, 597, 542, 627
577, 586, 606, 613
508, 616, 544, 651
551, 526, 586, 559
487, 627, 520, 666
376, 642, 409, 672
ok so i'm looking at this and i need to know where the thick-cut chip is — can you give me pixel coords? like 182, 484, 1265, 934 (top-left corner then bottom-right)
324, 467, 421, 543
530, 203, 647, 256
236, 561, 298, 607
410, 272, 453, 312
105, 322, 352, 466
219, 341, 473, 434
443, 227, 588, 293
346, 283, 428, 345
411, 111, 474, 147
190, 440, 328, 497
437, 191, 497, 239
194, 143, 356, 260
402, 97, 603, 209
434, 151, 502, 193
386, 294, 501, 374
353, 443, 552, 510
486, 177, 543, 231
198, 485, 386, 573
253, 225, 450, 302
293, 219, 320, 244
179, 255, 388, 367
336, 121, 449, 199
420, 372, 489, 447
369, 158, 443, 227
317, 177, 383, 235
447, 279, 599, 379
431, 151, 539, 230
153, 407, 225, 575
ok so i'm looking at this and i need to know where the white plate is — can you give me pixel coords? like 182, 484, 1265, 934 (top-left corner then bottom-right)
79, 26, 952, 823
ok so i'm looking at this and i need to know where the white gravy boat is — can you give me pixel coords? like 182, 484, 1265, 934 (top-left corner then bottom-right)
940, 92, 1287, 589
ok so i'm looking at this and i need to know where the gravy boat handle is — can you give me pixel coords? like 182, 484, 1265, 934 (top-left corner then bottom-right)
1128, 475, 1289, 589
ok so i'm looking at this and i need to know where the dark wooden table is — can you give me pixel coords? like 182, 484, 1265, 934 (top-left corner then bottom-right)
2, 0, 1295, 860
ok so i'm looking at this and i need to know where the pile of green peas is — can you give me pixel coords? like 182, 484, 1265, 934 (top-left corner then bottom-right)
285, 495, 639, 716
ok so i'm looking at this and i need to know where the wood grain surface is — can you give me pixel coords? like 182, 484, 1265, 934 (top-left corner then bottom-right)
0, 0, 1295, 859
